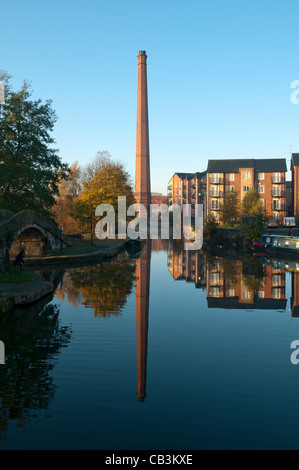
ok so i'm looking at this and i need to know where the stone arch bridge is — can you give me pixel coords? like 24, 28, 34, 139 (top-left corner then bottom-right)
0, 209, 70, 272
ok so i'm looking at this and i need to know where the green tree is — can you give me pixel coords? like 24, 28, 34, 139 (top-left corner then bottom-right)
219, 191, 240, 227
203, 214, 218, 242
0, 72, 69, 218
241, 188, 267, 240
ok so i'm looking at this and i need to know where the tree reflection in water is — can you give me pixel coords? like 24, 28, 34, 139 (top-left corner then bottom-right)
0, 302, 72, 444
57, 253, 136, 317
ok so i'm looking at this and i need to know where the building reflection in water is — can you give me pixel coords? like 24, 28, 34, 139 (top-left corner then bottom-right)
167, 241, 294, 312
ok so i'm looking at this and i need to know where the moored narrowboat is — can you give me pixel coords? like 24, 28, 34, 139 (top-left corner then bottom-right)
270, 236, 299, 257
252, 234, 287, 252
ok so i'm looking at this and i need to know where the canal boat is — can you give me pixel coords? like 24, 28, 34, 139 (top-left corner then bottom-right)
269, 236, 299, 257
252, 234, 287, 252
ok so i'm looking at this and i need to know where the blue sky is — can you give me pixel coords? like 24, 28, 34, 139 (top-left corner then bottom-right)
1, 0, 299, 193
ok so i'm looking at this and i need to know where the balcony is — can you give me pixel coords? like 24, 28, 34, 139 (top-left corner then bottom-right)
271, 177, 285, 184
272, 190, 284, 197
271, 204, 284, 211
210, 190, 223, 198
209, 177, 223, 185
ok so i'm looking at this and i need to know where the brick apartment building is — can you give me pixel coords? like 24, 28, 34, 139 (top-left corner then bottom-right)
206, 158, 287, 223
167, 171, 206, 216
151, 192, 168, 205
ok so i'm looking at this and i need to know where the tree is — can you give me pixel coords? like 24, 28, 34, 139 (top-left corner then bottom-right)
241, 187, 266, 218
73, 153, 135, 227
51, 161, 82, 234
67, 255, 136, 317
203, 214, 218, 242
81, 150, 112, 183
219, 191, 240, 227
0, 72, 69, 218
241, 188, 267, 240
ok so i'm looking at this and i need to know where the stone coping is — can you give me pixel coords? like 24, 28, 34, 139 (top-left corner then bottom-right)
0, 272, 53, 314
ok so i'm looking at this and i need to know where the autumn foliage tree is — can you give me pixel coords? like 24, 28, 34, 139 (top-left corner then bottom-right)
73, 153, 135, 227
51, 161, 82, 234
219, 191, 240, 227
241, 188, 268, 240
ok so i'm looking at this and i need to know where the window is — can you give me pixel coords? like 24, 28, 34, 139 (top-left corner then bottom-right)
175, 182, 177, 187
272, 275, 281, 286
260, 199, 265, 206
272, 186, 281, 196
211, 273, 220, 283
211, 173, 220, 183
228, 289, 235, 297
243, 291, 251, 299
179, 190, 181, 195
243, 186, 250, 192
273, 200, 281, 210
272, 288, 281, 299
211, 200, 219, 210
211, 287, 220, 297
258, 185, 264, 193
228, 173, 235, 181
258, 291, 265, 298
179, 181, 182, 187
273, 173, 281, 183
228, 186, 235, 192
211, 186, 219, 196
258, 172, 264, 180
243, 172, 250, 179
273, 212, 279, 219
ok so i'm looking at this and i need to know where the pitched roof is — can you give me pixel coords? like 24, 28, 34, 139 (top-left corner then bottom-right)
254, 159, 287, 172
207, 158, 287, 173
168, 171, 206, 183
292, 153, 299, 167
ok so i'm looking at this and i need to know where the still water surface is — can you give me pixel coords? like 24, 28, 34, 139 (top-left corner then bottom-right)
1, 240, 299, 449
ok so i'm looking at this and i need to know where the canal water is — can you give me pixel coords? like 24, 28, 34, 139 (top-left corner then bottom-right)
1, 240, 299, 449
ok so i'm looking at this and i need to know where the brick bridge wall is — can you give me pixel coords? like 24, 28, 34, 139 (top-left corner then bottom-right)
0, 210, 69, 272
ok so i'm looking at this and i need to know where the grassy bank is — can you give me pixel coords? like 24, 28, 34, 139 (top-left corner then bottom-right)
0, 270, 35, 284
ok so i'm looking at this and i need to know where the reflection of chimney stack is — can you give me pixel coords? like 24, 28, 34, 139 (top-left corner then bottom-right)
135, 50, 151, 213
291, 272, 299, 317
135, 241, 151, 401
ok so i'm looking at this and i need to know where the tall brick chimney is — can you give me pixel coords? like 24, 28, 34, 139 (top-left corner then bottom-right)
135, 50, 151, 212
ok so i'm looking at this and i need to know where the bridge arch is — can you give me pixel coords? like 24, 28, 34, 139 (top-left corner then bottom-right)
0, 210, 69, 271
10, 224, 49, 258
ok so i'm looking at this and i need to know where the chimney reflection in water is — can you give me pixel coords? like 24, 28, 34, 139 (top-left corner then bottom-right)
135, 240, 151, 402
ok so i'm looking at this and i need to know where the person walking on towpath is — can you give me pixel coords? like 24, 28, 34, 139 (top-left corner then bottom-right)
14, 250, 25, 270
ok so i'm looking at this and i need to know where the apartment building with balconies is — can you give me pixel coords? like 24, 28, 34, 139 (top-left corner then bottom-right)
206, 159, 287, 223
167, 171, 206, 217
